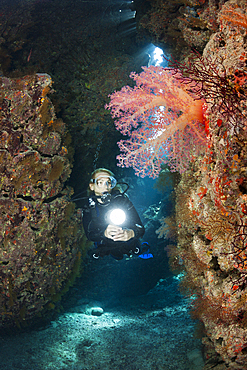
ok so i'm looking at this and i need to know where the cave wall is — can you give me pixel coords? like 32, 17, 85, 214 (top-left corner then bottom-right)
172, 0, 247, 367
0, 73, 90, 329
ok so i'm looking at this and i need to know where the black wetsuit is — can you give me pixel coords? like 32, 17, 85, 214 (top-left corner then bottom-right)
82, 190, 145, 258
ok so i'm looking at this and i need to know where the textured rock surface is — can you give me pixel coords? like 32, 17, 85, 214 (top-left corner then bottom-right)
0, 74, 87, 329
173, 1, 247, 368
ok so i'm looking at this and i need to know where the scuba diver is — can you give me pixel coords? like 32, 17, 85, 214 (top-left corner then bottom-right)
82, 168, 148, 260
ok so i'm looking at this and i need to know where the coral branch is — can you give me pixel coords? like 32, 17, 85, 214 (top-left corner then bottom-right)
167, 53, 246, 130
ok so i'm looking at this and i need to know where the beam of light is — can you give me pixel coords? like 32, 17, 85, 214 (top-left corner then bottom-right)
153, 47, 164, 66
138, 44, 169, 68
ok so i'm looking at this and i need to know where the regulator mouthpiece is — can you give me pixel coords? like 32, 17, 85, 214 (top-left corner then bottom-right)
100, 191, 111, 204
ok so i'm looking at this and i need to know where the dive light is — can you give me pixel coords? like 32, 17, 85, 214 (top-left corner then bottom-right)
109, 208, 126, 226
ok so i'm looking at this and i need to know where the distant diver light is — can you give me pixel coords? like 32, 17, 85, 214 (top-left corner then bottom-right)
153, 47, 163, 65
109, 208, 126, 226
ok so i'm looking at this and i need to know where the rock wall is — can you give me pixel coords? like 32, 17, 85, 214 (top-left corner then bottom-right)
0, 74, 88, 329
174, 1, 247, 368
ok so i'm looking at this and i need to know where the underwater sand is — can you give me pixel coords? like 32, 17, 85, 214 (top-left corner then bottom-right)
0, 272, 204, 370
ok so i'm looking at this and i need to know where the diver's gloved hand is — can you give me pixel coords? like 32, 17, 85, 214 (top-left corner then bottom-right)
104, 224, 135, 241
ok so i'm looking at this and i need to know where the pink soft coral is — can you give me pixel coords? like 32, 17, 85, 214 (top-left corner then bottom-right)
106, 65, 207, 178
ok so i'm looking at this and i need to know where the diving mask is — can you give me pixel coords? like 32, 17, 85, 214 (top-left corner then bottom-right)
91, 175, 117, 189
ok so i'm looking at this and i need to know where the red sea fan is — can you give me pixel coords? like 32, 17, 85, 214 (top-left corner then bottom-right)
167, 53, 246, 132
105, 65, 206, 177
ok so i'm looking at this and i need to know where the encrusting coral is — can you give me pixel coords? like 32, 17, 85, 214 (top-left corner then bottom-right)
171, 1, 247, 367
0, 73, 89, 329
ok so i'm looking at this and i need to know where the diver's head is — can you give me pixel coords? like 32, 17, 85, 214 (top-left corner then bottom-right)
88, 168, 117, 197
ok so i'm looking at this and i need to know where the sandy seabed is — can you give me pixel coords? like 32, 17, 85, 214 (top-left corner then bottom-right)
0, 272, 204, 370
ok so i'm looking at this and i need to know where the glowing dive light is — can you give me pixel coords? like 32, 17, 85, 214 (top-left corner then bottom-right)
109, 208, 126, 226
